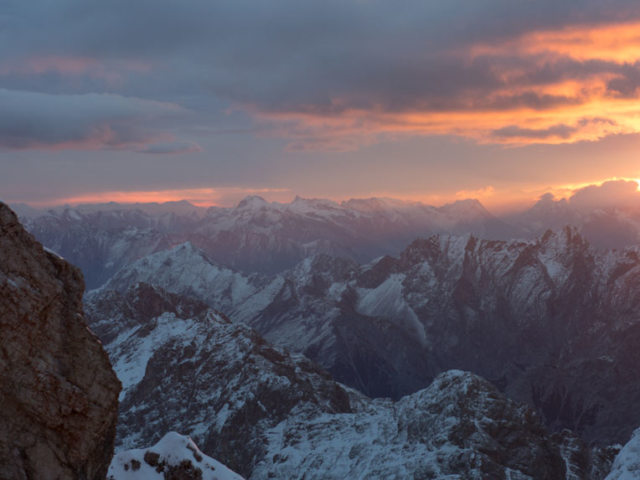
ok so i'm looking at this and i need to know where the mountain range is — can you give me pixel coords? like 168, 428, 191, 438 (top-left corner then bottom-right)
19, 194, 640, 291
87, 281, 616, 479
86, 226, 640, 447
3, 197, 640, 478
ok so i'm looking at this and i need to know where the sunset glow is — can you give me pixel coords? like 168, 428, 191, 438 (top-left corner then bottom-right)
4, 1, 640, 213
252, 19, 640, 151
26, 188, 293, 209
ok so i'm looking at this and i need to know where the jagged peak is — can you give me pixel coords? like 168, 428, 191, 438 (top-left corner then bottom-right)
539, 225, 589, 249
289, 195, 341, 210
287, 252, 358, 282
235, 195, 269, 210
529, 193, 572, 212
438, 198, 492, 218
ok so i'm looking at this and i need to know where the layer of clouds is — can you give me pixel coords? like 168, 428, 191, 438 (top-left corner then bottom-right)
570, 180, 640, 209
493, 124, 577, 141
0, 89, 195, 152
4, 0, 640, 151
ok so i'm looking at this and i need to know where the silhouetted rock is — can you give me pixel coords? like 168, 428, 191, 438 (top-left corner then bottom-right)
0, 202, 121, 479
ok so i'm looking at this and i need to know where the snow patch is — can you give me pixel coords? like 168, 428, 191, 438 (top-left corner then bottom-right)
108, 432, 243, 480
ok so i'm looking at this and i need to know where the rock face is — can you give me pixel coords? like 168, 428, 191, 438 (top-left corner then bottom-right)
87, 285, 613, 479
0, 202, 121, 479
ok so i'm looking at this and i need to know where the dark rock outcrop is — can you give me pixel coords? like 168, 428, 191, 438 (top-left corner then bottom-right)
0, 203, 121, 479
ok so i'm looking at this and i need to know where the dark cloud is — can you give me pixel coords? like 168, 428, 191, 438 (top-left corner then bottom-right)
3, 0, 640, 152
481, 92, 581, 111
607, 62, 640, 97
0, 89, 194, 152
3, 1, 640, 108
492, 124, 577, 140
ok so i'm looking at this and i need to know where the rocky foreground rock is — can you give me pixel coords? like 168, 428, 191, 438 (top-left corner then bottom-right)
0, 202, 121, 479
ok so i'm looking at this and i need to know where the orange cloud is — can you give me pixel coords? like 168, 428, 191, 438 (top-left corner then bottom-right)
249, 21, 640, 151
472, 21, 640, 63
456, 185, 496, 200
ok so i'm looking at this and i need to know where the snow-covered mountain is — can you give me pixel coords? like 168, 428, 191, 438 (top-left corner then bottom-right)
196, 195, 515, 273
11, 200, 207, 219
22, 208, 191, 287
23, 195, 515, 288
86, 284, 615, 479
90, 243, 283, 322
509, 193, 640, 249
22, 194, 640, 291
606, 427, 640, 479
91, 228, 640, 446
109, 432, 243, 480
91, 246, 433, 400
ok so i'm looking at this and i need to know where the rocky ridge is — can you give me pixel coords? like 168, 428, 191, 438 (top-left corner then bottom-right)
0, 202, 121, 479
87, 283, 614, 479
93, 228, 640, 445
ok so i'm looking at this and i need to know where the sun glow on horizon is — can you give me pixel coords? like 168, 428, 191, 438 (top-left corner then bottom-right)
14, 175, 640, 216
22, 187, 292, 209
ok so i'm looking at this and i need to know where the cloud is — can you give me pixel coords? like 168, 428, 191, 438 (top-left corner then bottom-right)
455, 185, 496, 200
569, 179, 640, 209
0, 89, 197, 152
5, 1, 640, 151
492, 124, 577, 141
0, 56, 151, 86
137, 141, 203, 155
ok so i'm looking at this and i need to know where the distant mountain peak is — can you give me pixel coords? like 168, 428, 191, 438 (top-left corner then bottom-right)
531, 193, 571, 211
235, 195, 269, 210
438, 198, 492, 218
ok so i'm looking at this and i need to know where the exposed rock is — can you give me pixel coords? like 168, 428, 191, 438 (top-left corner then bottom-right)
551, 430, 618, 479
0, 202, 121, 479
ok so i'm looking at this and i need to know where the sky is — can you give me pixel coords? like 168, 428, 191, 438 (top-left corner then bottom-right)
4, 1, 640, 213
